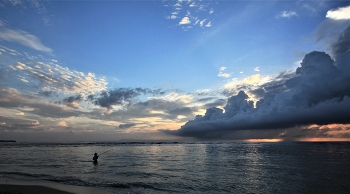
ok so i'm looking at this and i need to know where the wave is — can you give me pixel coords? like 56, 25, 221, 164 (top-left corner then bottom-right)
0, 171, 171, 193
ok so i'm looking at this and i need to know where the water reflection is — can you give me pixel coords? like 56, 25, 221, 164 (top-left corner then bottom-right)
1, 142, 349, 193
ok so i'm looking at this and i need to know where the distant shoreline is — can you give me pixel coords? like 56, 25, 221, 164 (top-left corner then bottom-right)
0, 140, 16, 142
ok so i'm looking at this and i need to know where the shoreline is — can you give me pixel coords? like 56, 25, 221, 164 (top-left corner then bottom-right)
0, 177, 114, 194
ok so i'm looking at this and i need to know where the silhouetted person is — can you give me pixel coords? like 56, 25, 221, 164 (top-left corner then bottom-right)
93, 153, 98, 163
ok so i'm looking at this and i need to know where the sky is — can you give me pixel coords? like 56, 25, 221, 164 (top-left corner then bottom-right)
0, 0, 349, 142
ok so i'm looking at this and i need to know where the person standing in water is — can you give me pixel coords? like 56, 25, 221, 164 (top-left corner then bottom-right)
93, 153, 98, 163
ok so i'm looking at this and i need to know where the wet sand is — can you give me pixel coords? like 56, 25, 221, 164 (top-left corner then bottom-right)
0, 184, 73, 194
0, 177, 114, 194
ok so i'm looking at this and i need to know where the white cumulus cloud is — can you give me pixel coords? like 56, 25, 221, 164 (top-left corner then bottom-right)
326, 5, 350, 20
179, 16, 191, 25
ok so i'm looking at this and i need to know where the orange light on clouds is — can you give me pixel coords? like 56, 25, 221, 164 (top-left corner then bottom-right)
306, 124, 350, 140
307, 123, 350, 130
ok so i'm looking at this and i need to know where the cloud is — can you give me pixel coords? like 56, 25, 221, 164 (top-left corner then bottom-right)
32, 120, 40, 125
93, 88, 164, 110
179, 16, 191, 25
1, 1, 51, 25
1, 55, 108, 96
223, 74, 273, 98
199, 19, 206, 27
164, 51, 350, 140
315, 7, 350, 58
189, 2, 196, 8
326, 5, 350, 20
258, 71, 295, 95
218, 66, 231, 78
278, 11, 297, 18
118, 123, 137, 129
152, 92, 193, 104
205, 21, 212, 27
0, 28, 52, 53
0, 45, 21, 56
315, 6, 349, 55
165, 0, 215, 30
218, 72, 230, 78
7, 0, 22, 6
200, 98, 226, 109
101, 92, 200, 126
58, 121, 67, 127
0, 120, 44, 131
38, 90, 53, 97
62, 95, 82, 109
0, 87, 82, 119
254, 67, 260, 72
167, 107, 193, 116
209, 8, 214, 14
242, 74, 262, 85
330, 25, 350, 56
19, 77, 28, 83
15, 112, 24, 116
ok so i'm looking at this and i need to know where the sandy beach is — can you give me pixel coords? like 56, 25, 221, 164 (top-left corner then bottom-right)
0, 177, 114, 194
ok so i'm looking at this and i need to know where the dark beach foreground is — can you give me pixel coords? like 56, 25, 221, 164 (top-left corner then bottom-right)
0, 177, 113, 194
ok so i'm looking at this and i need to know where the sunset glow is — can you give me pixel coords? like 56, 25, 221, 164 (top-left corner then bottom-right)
0, 1, 349, 142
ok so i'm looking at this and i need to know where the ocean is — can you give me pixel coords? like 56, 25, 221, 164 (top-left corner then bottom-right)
0, 142, 349, 193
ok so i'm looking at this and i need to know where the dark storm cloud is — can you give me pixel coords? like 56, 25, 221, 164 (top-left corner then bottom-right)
221, 89, 234, 97
243, 71, 296, 99
194, 97, 227, 109
315, 20, 347, 43
249, 88, 265, 99
164, 51, 350, 139
201, 99, 227, 109
315, 20, 349, 57
93, 88, 164, 109
335, 51, 350, 75
261, 71, 296, 94
331, 25, 350, 56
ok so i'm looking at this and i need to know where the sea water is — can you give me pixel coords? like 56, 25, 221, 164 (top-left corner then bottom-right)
0, 142, 349, 193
